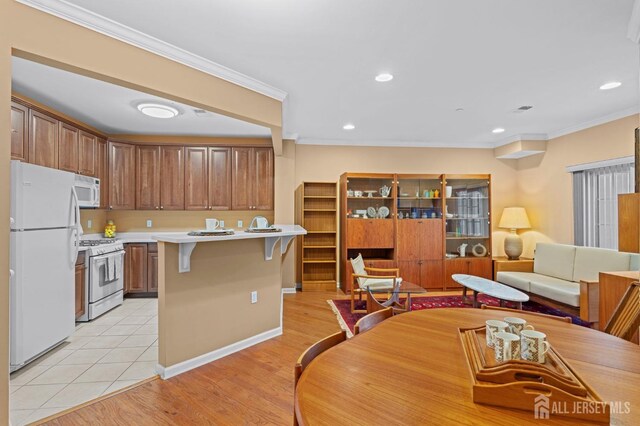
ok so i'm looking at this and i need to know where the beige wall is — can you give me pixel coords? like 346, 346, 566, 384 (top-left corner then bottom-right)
274, 140, 297, 287
517, 114, 639, 257
158, 239, 282, 367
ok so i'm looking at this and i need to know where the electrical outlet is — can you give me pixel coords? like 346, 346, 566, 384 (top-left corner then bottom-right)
87, 219, 92, 229
146, 220, 153, 228
251, 291, 258, 304
238, 220, 243, 228
220, 220, 225, 228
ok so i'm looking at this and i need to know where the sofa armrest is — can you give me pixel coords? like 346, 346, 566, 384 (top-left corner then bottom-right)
493, 259, 534, 280
579, 279, 599, 326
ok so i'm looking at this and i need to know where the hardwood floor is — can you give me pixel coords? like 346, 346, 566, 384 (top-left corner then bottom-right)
38, 291, 349, 425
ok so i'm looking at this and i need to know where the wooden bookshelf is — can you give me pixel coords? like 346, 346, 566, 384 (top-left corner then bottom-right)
296, 182, 338, 291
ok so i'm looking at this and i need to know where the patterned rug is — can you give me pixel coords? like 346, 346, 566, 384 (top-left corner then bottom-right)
328, 294, 591, 337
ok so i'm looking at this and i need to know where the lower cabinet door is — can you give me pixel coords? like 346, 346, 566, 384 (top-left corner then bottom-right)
75, 264, 85, 319
444, 258, 469, 288
147, 251, 158, 293
398, 261, 421, 287
421, 261, 444, 290
125, 244, 148, 293
468, 258, 493, 280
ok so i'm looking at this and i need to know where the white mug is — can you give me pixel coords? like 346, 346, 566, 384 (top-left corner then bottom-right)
521, 330, 550, 363
445, 186, 453, 198
485, 320, 509, 348
494, 332, 520, 363
504, 317, 535, 336
205, 218, 220, 231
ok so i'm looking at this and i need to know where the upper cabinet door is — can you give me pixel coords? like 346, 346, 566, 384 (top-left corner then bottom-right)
231, 147, 252, 210
185, 147, 209, 210
208, 147, 231, 210
136, 146, 161, 210
160, 146, 185, 210
252, 147, 274, 210
78, 131, 96, 176
58, 122, 79, 173
96, 139, 109, 209
108, 142, 136, 210
29, 110, 58, 168
10, 102, 28, 162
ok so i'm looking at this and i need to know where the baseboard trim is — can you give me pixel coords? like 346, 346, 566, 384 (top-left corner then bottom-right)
156, 326, 282, 379
282, 287, 297, 294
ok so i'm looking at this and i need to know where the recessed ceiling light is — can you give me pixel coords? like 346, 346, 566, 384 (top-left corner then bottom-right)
455, 108, 465, 112
599, 81, 622, 90
492, 128, 505, 134
137, 103, 179, 118
375, 73, 394, 82
343, 123, 355, 130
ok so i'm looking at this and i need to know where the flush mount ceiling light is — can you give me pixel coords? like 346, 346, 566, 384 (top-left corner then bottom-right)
343, 123, 355, 130
375, 73, 394, 82
599, 81, 622, 90
136, 103, 179, 118
492, 128, 505, 134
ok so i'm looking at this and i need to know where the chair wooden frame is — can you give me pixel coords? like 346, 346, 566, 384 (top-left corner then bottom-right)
480, 304, 572, 323
294, 330, 347, 426
351, 267, 399, 314
354, 307, 393, 335
604, 282, 640, 342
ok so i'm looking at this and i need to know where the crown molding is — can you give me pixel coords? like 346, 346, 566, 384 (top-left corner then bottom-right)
546, 105, 639, 140
296, 138, 496, 149
492, 133, 548, 148
16, 0, 289, 102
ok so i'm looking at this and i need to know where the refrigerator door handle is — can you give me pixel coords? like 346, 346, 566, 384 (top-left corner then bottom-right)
71, 187, 80, 264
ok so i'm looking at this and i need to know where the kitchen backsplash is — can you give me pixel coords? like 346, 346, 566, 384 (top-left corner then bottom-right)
80, 210, 275, 233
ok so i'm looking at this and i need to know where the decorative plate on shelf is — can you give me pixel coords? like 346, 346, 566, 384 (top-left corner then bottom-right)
367, 206, 378, 218
378, 206, 390, 218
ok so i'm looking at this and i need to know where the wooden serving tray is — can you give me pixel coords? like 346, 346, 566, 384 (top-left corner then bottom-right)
187, 230, 235, 236
459, 326, 610, 423
244, 227, 282, 233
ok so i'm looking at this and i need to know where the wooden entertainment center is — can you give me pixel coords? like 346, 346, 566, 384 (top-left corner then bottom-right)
339, 173, 493, 292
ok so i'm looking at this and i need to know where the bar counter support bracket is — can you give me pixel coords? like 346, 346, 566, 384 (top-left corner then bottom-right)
265, 235, 295, 261
179, 242, 197, 273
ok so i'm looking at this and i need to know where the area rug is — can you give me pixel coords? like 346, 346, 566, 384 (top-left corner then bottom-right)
328, 295, 591, 337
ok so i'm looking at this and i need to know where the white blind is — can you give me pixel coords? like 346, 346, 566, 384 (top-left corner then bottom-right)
573, 162, 635, 249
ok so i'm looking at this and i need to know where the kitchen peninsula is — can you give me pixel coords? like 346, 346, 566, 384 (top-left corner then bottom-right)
152, 225, 306, 378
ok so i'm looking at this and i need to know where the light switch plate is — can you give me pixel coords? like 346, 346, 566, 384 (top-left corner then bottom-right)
146, 220, 153, 228
237, 220, 243, 228
87, 219, 92, 229
251, 291, 258, 304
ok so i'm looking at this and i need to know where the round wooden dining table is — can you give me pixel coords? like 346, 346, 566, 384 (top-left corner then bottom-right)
295, 308, 640, 425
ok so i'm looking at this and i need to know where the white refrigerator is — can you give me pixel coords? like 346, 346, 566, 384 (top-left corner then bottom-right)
10, 161, 80, 370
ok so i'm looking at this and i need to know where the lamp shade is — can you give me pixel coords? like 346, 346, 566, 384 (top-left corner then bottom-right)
499, 207, 531, 230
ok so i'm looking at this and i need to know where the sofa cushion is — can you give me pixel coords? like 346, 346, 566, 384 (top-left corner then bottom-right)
533, 243, 576, 282
573, 247, 632, 282
529, 275, 580, 307
496, 272, 538, 292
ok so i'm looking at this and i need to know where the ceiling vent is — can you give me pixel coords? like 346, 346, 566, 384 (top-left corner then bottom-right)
513, 105, 533, 114
193, 108, 210, 117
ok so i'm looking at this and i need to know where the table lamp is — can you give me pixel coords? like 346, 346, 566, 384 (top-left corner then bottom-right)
498, 207, 531, 260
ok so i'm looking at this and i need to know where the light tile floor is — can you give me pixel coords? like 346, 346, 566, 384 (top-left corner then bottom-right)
10, 298, 158, 426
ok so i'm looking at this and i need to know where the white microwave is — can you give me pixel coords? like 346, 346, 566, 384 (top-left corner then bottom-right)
74, 174, 100, 208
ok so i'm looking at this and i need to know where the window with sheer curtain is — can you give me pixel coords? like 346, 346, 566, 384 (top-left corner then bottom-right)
572, 159, 635, 249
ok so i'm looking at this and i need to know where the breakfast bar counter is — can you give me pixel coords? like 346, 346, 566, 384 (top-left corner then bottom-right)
152, 225, 306, 379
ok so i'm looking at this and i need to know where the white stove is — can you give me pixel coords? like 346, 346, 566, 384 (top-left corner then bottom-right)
77, 239, 125, 321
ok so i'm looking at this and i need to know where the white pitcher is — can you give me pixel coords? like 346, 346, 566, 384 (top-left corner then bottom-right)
457, 243, 468, 257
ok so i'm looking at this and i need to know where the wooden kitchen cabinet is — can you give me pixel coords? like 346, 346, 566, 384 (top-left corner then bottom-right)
78, 131, 96, 176
75, 252, 86, 320
136, 146, 160, 210
29, 109, 58, 168
124, 243, 158, 295
185, 146, 231, 210
58, 122, 79, 173
397, 219, 443, 289
346, 219, 394, 248
125, 244, 148, 294
209, 147, 232, 210
10, 101, 29, 162
232, 147, 273, 210
136, 146, 184, 210
108, 141, 136, 210
160, 146, 185, 210
96, 139, 109, 208
444, 257, 492, 288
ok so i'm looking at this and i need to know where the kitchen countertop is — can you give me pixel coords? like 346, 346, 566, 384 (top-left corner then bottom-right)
153, 225, 306, 244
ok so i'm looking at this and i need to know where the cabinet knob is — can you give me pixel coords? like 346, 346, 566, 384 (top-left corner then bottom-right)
155, 206, 159, 210
109, 206, 112, 210
160, 206, 164, 210
11, 129, 17, 133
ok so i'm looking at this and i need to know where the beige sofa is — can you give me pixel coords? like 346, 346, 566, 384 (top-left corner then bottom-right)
496, 243, 640, 308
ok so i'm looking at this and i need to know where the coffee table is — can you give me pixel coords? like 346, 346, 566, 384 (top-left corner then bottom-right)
365, 281, 426, 313
452, 274, 529, 309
